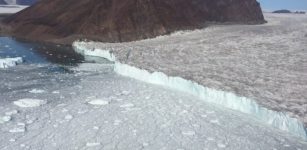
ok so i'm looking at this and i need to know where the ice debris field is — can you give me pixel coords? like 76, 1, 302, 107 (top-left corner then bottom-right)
1, 63, 307, 150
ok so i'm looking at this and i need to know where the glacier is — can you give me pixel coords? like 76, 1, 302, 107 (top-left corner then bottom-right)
73, 41, 307, 140
0, 57, 23, 68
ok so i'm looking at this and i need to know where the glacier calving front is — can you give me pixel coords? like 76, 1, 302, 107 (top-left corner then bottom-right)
73, 41, 307, 140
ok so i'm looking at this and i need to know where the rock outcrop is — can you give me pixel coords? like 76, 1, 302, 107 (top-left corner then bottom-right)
0, 0, 7, 4
3, 0, 265, 43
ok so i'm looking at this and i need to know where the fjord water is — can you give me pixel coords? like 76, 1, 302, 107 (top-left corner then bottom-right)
0, 37, 84, 65
0, 37, 306, 149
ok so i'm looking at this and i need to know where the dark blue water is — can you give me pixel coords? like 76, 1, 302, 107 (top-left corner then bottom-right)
0, 37, 84, 65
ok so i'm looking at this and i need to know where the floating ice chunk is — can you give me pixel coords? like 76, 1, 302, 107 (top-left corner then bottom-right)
9, 124, 26, 133
142, 142, 149, 147
207, 137, 215, 141
181, 131, 195, 136
5, 110, 18, 116
29, 89, 46, 94
65, 115, 73, 120
0, 116, 11, 123
61, 108, 69, 112
9, 139, 16, 142
13, 99, 47, 108
217, 143, 227, 148
113, 119, 122, 126
26, 120, 34, 124
86, 142, 101, 147
87, 99, 109, 106
210, 119, 220, 124
52, 91, 60, 94
120, 103, 135, 108
2, 116, 11, 122
122, 90, 131, 95
0, 57, 23, 68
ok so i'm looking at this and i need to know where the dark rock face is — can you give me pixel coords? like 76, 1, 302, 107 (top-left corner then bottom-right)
3, 0, 265, 43
0, 0, 7, 4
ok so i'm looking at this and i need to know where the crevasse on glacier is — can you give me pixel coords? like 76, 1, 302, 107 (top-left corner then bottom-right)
73, 41, 307, 140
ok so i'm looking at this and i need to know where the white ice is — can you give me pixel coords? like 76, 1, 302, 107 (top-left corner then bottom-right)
13, 99, 47, 108
0, 5, 28, 14
0, 62, 306, 149
0, 57, 23, 69
87, 99, 109, 106
29, 89, 46, 94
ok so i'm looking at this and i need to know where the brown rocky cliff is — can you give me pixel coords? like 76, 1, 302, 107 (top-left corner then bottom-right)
3, 0, 265, 43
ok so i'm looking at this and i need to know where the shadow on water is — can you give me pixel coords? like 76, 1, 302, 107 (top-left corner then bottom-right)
0, 36, 113, 74
0, 36, 85, 65
0, 36, 87, 73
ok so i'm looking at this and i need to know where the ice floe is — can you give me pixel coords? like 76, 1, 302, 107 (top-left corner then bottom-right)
87, 99, 109, 106
0, 57, 23, 68
13, 99, 47, 108
29, 89, 46, 94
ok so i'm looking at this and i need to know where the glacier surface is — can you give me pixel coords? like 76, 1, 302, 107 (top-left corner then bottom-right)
73, 42, 307, 140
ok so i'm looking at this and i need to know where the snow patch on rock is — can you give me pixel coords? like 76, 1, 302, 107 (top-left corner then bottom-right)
13, 99, 47, 108
73, 42, 307, 140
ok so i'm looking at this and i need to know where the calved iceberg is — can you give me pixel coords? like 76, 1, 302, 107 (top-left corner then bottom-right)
73, 41, 307, 140
0, 57, 23, 68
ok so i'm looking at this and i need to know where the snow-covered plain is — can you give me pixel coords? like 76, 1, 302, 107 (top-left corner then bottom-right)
73, 13, 307, 140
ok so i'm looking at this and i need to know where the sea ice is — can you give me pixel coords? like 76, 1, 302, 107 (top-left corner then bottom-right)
65, 115, 73, 120
13, 99, 47, 108
86, 142, 101, 147
5, 110, 18, 116
29, 89, 46, 94
9, 123, 26, 133
0, 116, 11, 124
119, 103, 135, 108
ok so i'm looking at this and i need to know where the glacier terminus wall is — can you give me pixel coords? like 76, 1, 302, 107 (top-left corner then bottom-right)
73, 41, 307, 141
